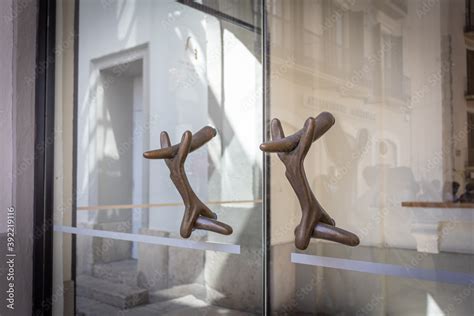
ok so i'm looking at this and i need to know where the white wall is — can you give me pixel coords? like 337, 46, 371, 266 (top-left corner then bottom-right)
77, 0, 211, 232
77, 0, 263, 236
76, 1, 264, 311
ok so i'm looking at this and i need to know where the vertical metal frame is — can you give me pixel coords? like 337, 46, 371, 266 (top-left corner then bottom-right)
72, 1, 79, 313
262, 0, 271, 314
33, 0, 56, 314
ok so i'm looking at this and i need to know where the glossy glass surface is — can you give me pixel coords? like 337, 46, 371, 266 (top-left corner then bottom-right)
267, 0, 474, 314
53, 1, 264, 315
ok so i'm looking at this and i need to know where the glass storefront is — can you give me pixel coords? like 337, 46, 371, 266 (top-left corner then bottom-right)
51, 0, 474, 315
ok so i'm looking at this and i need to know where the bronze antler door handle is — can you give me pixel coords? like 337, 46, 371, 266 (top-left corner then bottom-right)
144, 126, 233, 238
260, 112, 360, 250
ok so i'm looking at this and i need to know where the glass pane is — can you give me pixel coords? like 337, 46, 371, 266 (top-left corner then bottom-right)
52, 0, 264, 314
181, 0, 262, 30
267, 0, 474, 314
285, 265, 472, 316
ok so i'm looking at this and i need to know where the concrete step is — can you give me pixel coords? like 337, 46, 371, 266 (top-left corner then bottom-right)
127, 295, 252, 316
78, 292, 252, 316
150, 283, 208, 303
125, 295, 207, 315
92, 259, 138, 287
77, 275, 148, 309
77, 294, 205, 315
76, 296, 121, 316
149, 284, 252, 315
165, 305, 254, 316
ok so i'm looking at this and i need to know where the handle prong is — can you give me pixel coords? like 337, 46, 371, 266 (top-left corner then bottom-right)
260, 112, 359, 250
144, 126, 233, 238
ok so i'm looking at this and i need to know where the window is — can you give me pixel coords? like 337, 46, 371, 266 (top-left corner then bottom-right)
467, 112, 474, 166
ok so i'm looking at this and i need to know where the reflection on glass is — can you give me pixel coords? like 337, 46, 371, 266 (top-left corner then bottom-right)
74, 0, 263, 314
268, 0, 474, 314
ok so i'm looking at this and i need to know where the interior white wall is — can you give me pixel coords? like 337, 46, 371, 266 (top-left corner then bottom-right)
203, 18, 264, 311
77, 0, 263, 235
132, 76, 144, 259
77, 1, 264, 311
77, 0, 211, 232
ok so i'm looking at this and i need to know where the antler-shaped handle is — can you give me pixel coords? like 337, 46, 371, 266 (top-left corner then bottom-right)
144, 126, 233, 238
260, 112, 360, 250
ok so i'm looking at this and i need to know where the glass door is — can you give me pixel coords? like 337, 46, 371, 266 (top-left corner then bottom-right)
266, 0, 474, 315
51, 0, 474, 315
53, 0, 265, 315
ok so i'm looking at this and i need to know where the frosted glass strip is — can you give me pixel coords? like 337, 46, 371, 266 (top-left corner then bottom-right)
291, 253, 474, 285
54, 225, 240, 254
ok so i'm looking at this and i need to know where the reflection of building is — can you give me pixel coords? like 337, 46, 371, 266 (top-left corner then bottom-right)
270, 0, 410, 104
466, 0, 474, 178
268, 0, 474, 201
268, 1, 474, 314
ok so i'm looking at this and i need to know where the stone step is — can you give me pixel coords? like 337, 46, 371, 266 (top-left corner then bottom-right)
77, 275, 148, 309
78, 292, 252, 316
76, 296, 121, 316
92, 259, 138, 287
164, 305, 254, 316
126, 295, 252, 316
125, 295, 207, 315
150, 283, 208, 303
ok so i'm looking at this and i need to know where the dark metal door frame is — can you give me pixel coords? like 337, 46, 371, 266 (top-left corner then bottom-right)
33, 0, 56, 314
